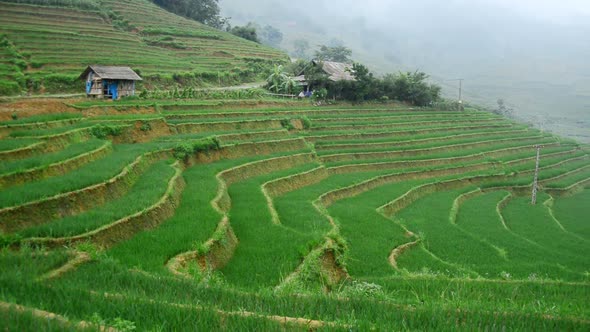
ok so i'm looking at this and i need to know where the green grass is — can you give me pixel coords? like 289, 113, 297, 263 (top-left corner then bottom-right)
16, 160, 175, 238
0, 113, 82, 126
0, 142, 172, 208
0, 138, 40, 152
219, 163, 323, 289
502, 193, 590, 266
107, 150, 311, 274
552, 189, 590, 239
0, 138, 106, 175
8, 122, 94, 138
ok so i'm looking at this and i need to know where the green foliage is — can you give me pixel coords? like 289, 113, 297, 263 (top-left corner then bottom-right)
90, 313, 136, 332
152, 0, 226, 29
265, 65, 299, 94
292, 39, 310, 59
0, 233, 22, 248
139, 121, 152, 132
315, 45, 353, 63
301, 116, 312, 130
230, 23, 260, 43
91, 124, 123, 139
0, 0, 101, 11
143, 36, 187, 49
0, 81, 22, 95
258, 25, 283, 48
311, 88, 327, 101
279, 118, 294, 130
140, 28, 221, 40
173, 137, 220, 160
141, 87, 266, 100
381, 71, 441, 106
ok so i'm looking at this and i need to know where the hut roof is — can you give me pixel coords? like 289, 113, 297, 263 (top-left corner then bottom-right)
313, 60, 355, 82
80, 65, 142, 81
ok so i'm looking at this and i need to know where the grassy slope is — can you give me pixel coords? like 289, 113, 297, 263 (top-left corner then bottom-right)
0, 0, 287, 95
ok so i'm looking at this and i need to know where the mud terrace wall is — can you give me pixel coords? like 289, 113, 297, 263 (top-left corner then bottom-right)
0, 141, 112, 188
320, 136, 544, 163
0, 150, 173, 233
20, 162, 185, 249
320, 163, 493, 208
173, 119, 283, 134
305, 124, 513, 143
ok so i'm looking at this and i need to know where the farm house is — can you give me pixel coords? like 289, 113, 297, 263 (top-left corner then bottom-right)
294, 60, 356, 91
80, 65, 142, 100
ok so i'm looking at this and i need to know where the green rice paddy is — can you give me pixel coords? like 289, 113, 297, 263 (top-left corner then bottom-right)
0, 102, 589, 330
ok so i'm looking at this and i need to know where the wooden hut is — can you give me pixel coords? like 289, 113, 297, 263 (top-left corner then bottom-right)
295, 60, 355, 92
80, 65, 142, 100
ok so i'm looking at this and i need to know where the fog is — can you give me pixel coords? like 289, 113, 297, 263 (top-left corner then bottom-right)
220, 0, 590, 142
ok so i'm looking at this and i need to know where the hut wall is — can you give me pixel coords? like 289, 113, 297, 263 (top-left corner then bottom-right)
118, 80, 136, 97
86, 73, 103, 96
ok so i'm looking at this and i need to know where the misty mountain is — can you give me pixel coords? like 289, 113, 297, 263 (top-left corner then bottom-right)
221, 0, 590, 142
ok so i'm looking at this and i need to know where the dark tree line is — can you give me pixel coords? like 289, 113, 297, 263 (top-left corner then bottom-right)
152, 0, 227, 28
303, 62, 441, 106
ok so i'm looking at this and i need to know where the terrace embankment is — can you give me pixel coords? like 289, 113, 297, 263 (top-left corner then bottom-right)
19, 162, 185, 249
0, 150, 172, 233
169, 153, 316, 275
0, 140, 112, 188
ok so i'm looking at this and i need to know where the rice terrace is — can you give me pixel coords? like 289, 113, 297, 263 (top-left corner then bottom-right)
0, 0, 589, 331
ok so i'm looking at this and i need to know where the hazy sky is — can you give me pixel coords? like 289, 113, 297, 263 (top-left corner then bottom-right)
317, 0, 590, 25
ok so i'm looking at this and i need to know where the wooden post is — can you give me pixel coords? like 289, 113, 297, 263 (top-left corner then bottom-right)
531, 145, 542, 205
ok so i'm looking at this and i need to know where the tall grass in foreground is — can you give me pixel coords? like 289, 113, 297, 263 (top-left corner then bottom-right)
220, 163, 323, 289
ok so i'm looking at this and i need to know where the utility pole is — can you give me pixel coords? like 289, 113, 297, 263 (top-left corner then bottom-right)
531, 145, 542, 205
447, 78, 464, 111
457, 79, 463, 111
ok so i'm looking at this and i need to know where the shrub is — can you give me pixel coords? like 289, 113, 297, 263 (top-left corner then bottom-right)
0, 81, 22, 95
173, 137, 220, 160
280, 118, 294, 130
91, 124, 123, 139
139, 121, 152, 132
301, 116, 312, 130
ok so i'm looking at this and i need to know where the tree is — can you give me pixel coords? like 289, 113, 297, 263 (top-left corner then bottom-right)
286, 59, 309, 76
265, 65, 298, 94
495, 99, 514, 118
314, 45, 352, 63
382, 71, 441, 106
152, 0, 227, 28
259, 25, 283, 48
292, 39, 310, 59
230, 23, 259, 43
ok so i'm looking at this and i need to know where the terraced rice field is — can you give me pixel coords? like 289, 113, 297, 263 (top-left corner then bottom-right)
1, 103, 589, 330
0, 0, 285, 93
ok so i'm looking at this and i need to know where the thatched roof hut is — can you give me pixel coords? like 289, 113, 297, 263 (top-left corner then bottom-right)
80, 65, 142, 100
295, 60, 355, 92
313, 60, 355, 82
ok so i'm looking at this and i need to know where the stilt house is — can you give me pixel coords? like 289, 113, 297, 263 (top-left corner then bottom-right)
80, 65, 142, 100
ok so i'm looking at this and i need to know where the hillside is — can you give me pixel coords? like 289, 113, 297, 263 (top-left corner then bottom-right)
0, 0, 287, 95
0, 98, 589, 330
221, 0, 590, 144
